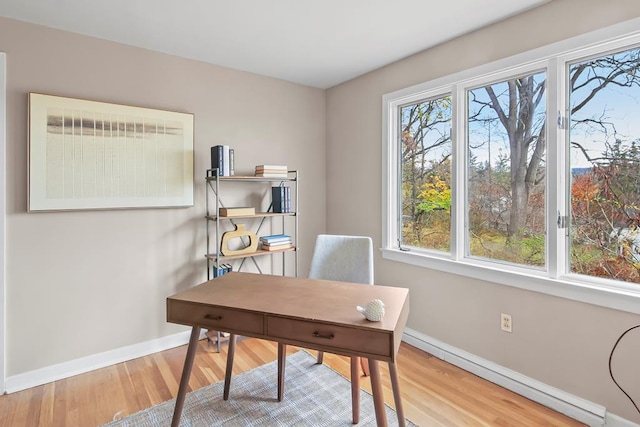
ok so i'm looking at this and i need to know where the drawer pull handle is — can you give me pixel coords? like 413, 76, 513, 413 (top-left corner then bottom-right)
204, 315, 223, 321
312, 332, 335, 340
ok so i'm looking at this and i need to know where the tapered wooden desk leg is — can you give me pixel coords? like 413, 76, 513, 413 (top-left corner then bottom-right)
389, 362, 405, 427
171, 326, 201, 427
368, 359, 387, 427
223, 334, 237, 400
278, 342, 286, 401
350, 356, 360, 424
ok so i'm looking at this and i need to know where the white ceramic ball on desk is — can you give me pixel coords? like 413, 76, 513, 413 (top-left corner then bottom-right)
356, 299, 385, 321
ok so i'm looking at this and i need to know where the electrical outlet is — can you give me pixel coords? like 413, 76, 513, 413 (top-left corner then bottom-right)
501, 313, 512, 333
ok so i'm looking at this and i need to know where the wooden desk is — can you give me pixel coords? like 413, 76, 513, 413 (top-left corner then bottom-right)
167, 272, 410, 427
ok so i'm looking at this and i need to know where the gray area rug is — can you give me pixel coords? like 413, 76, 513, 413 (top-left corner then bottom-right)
103, 350, 417, 426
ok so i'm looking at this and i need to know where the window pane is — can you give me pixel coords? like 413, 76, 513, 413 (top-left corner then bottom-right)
400, 96, 452, 252
569, 46, 640, 284
467, 72, 547, 268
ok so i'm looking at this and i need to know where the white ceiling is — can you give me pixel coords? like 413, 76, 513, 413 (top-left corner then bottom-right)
0, 0, 549, 88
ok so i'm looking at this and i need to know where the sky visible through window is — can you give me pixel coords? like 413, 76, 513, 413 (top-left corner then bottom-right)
570, 51, 640, 169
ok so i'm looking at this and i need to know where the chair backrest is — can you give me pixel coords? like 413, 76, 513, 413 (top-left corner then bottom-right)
308, 234, 374, 285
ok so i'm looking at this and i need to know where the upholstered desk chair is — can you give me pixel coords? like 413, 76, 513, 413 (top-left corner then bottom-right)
308, 234, 374, 375
276, 234, 374, 424
225, 234, 375, 424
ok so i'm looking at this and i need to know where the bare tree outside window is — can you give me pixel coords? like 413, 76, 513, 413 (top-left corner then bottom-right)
467, 72, 547, 267
569, 46, 640, 283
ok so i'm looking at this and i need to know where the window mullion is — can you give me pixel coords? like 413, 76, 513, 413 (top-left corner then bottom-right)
451, 84, 465, 261
381, 96, 398, 251
547, 57, 564, 279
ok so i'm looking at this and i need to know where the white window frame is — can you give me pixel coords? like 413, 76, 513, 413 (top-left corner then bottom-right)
0, 52, 5, 393
391, 86, 453, 258
382, 18, 640, 315
458, 62, 550, 271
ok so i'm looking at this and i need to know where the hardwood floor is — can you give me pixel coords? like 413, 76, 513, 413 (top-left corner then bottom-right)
0, 337, 585, 426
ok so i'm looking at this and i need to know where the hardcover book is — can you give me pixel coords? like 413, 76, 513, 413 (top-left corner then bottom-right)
213, 263, 233, 277
261, 243, 294, 251
256, 164, 288, 177
260, 234, 291, 244
256, 165, 288, 171
211, 145, 224, 175
211, 145, 235, 176
285, 185, 291, 212
262, 241, 292, 248
223, 145, 230, 176
219, 207, 256, 217
261, 237, 292, 244
260, 233, 291, 240
256, 169, 287, 173
272, 186, 291, 213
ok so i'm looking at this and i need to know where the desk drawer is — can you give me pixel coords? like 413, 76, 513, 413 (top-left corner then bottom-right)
267, 316, 391, 358
168, 300, 263, 335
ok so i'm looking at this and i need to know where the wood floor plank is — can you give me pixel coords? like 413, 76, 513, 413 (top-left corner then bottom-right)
51, 377, 68, 427
37, 383, 55, 427
0, 338, 585, 427
0, 386, 30, 427
114, 363, 138, 419
124, 357, 152, 411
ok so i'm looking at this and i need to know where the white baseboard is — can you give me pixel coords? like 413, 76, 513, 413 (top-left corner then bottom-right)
5, 329, 205, 393
606, 413, 640, 427
402, 327, 607, 427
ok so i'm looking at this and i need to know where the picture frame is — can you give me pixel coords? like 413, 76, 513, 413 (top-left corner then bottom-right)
28, 93, 194, 211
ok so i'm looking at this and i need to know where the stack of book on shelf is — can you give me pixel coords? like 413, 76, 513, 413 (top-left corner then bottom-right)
255, 164, 288, 178
211, 145, 235, 176
218, 206, 255, 217
260, 234, 293, 251
272, 185, 291, 213
212, 263, 233, 278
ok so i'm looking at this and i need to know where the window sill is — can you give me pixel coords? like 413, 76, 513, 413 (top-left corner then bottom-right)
381, 248, 640, 315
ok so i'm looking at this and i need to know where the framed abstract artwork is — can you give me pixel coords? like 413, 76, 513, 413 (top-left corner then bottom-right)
28, 93, 194, 211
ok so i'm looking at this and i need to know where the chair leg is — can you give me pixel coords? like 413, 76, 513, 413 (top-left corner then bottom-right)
360, 357, 370, 377
317, 350, 324, 364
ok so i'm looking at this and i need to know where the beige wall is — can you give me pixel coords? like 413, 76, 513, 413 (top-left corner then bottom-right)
4, 0, 640, 422
0, 18, 326, 376
326, 0, 640, 422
